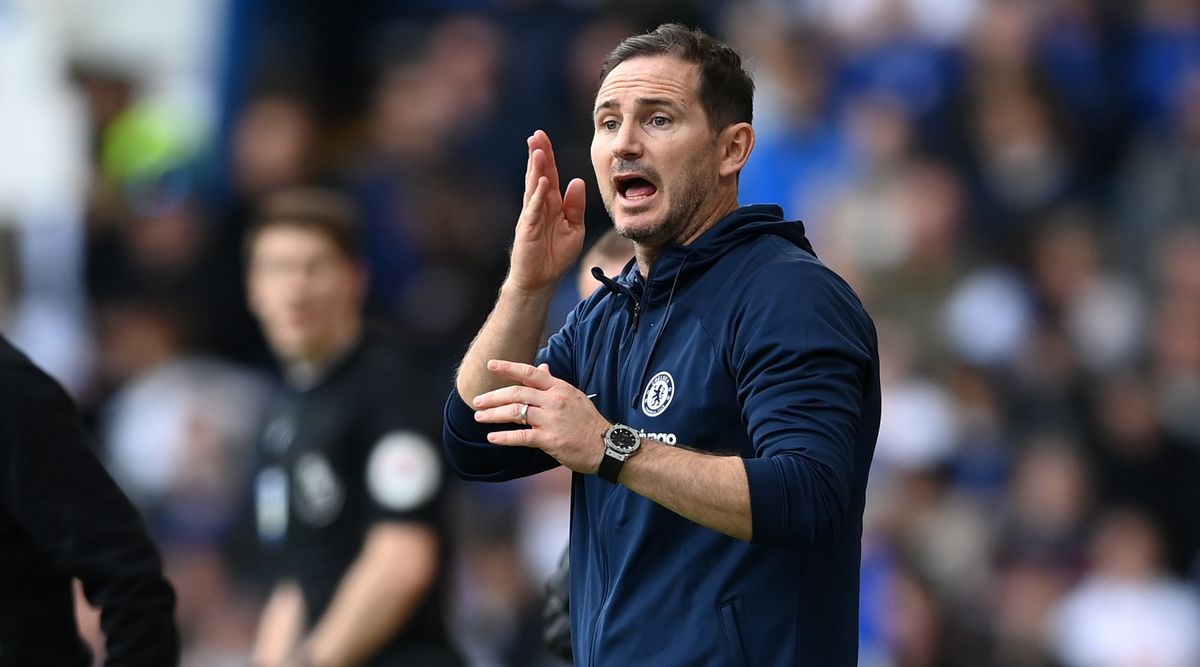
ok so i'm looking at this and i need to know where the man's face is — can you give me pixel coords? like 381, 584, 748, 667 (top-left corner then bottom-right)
591, 56, 720, 246
247, 226, 363, 363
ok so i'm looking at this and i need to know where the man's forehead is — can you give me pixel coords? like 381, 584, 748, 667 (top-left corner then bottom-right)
594, 56, 699, 110
254, 226, 340, 257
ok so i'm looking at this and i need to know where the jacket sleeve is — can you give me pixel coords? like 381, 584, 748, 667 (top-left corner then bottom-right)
442, 305, 582, 482
732, 266, 879, 546
1, 365, 179, 666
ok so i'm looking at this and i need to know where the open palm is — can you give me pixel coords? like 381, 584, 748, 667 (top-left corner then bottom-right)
509, 130, 587, 293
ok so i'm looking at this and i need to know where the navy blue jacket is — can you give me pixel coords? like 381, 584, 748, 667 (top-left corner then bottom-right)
444, 205, 880, 666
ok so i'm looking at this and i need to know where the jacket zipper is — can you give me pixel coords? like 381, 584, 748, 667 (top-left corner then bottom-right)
585, 489, 619, 666
588, 278, 649, 665
625, 268, 654, 409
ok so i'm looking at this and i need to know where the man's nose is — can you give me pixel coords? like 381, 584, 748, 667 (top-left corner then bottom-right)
611, 121, 642, 160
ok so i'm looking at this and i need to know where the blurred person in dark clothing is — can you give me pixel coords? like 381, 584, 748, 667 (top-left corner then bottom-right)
245, 188, 461, 667
0, 334, 179, 666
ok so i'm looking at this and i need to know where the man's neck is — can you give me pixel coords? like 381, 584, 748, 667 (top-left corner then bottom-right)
284, 320, 363, 389
634, 196, 739, 277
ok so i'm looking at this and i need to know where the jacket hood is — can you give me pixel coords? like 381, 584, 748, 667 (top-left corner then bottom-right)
678, 203, 814, 263
617, 204, 815, 293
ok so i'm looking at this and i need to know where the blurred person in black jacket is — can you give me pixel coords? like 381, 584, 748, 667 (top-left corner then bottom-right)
0, 334, 179, 666
246, 188, 461, 667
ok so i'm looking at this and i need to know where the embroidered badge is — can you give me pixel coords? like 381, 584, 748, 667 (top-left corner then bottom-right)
263, 414, 295, 453
293, 453, 344, 526
366, 432, 442, 512
641, 371, 675, 417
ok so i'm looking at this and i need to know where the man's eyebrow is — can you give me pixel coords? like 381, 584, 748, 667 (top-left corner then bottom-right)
593, 97, 680, 117
636, 97, 677, 109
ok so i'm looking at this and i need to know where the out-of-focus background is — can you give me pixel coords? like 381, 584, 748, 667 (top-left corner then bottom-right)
2, 0, 1199, 665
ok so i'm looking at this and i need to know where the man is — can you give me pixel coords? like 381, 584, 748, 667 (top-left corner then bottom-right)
246, 189, 461, 667
0, 334, 179, 666
443, 23, 881, 667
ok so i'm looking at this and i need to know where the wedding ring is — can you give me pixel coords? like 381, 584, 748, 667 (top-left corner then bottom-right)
519, 403, 530, 426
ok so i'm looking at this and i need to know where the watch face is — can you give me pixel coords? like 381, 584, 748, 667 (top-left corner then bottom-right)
607, 425, 640, 454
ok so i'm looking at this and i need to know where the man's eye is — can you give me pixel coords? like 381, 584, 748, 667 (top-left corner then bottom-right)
651, 116, 670, 127
603, 119, 618, 131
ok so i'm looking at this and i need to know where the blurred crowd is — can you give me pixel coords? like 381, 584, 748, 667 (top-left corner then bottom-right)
1, 0, 1199, 666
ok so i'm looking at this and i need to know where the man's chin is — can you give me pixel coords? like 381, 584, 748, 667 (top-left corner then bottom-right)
270, 335, 316, 361
613, 211, 667, 243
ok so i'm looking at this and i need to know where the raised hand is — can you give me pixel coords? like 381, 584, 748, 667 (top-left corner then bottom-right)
507, 130, 587, 294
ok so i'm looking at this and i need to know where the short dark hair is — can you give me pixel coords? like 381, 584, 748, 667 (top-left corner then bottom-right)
598, 23, 754, 132
245, 187, 361, 262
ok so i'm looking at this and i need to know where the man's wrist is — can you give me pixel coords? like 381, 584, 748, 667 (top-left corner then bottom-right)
500, 280, 558, 304
286, 645, 329, 667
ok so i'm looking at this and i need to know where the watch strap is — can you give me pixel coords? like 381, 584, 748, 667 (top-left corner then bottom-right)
598, 450, 625, 483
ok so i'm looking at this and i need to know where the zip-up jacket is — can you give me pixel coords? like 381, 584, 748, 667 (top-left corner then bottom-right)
444, 205, 880, 666
0, 335, 179, 666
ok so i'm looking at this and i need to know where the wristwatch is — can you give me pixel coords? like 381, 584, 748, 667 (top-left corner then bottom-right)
598, 423, 641, 483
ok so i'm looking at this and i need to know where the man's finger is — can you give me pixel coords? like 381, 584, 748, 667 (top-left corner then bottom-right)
487, 428, 538, 447
472, 385, 542, 410
531, 130, 561, 196
472, 403, 535, 425
562, 178, 587, 229
527, 148, 547, 205
523, 135, 536, 207
520, 176, 548, 233
487, 359, 556, 390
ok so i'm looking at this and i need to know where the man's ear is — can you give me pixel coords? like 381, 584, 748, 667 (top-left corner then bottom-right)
718, 122, 755, 178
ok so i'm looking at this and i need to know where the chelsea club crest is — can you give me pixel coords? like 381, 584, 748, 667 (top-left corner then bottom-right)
641, 371, 675, 417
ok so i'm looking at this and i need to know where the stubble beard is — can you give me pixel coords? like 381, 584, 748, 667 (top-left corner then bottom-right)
604, 158, 713, 248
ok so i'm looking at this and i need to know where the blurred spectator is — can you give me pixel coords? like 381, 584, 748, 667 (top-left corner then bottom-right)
1026, 208, 1144, 374
346, 21, 514, 381
962, 78, 1079, 246
941, 267, 1034, 368
729, 12, 853, 234
990, 558, 1071, 667
997, 435, 1094, 572
838, 158, 971, 376
229, 86, 319, 199
1127, 0, 1200, 127
881, 562, 973, 667
1050, 509, 1200, 667
1149, 227, 1200, 446
557, 16, 642, 243
1119, 71, 1200, 274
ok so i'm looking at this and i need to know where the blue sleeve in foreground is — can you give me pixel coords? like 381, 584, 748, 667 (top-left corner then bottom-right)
442, 390, 559, 482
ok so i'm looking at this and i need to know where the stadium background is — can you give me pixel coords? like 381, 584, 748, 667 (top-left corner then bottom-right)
1, 0, 1199, 665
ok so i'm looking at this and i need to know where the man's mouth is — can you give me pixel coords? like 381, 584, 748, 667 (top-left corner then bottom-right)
615, 174, 658, 202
